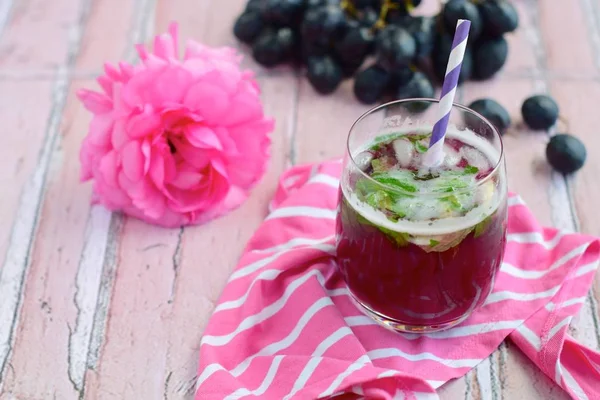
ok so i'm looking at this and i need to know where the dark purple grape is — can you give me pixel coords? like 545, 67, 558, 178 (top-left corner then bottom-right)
301, 39, 330, 63
442, 0, 482, 41
335, 26, 375, 64
338, 57, 365, 77
389, 67, 414, 92
252, 28, 296, 67
353, 0, 380, 9
466, 98, 511, 135
395, 71, 434, 112
385, 7, 409, 25
263, 0, 305, 27
479, 0, 519, 37
234, 11, 264, 44
432, 33, 473, 84
246, 0, 266, 12
546, 134, 586, 174
301, 5, 347, 44
354, 64, 391, 104
307, 0, 340, 7
521, 95, 559, 130
359, 7, 379, 28
473, 36, 508, 80
376, 25, 416, 70
307, 55, 343, 94
401, 16, 435, 63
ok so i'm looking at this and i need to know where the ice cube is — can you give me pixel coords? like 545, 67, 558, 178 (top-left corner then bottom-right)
354, 151, 373, 171
443, 145, 461, 168
476, 180, 495, 207
460, 147, 490, 171
393, 139, 414, 167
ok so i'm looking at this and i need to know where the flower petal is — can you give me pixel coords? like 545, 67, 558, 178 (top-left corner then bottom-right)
141, 139, 152, 175
152, 67, 193, 104
213, 126, 238, 156
97, 75, 113, 97
79, 138, 99, 181
163, 153, 178, 183
121, 140, 145, 182
186, 125, 222, 150
77, 89, 112, 114
226, 118, 274, 188
111, 119, 128, 150
89, 114, 114, 148
223, 86, 263, 126
154, 32, 176, 60
149, 150, 165, 189
183, 81, 229, 125
175, 140, 212, 169
98, 150, 119, 187
126, 105, 163, 138
169, 168, 203, 190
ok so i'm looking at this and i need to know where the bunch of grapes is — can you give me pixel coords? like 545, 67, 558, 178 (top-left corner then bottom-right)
233, 0, 519, 106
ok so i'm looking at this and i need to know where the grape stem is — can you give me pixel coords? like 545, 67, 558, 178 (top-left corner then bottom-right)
340, 0, 358, 18
374, 0, 400, 30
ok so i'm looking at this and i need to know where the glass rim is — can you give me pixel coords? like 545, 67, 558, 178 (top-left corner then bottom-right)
347, 98, 505, 197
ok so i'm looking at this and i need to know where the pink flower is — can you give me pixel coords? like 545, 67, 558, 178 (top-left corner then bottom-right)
78, 23, 274, 227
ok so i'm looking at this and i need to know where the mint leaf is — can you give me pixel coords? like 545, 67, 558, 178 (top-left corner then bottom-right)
386, 202, 407, 219
464, 165, 479, 174
371, 157, 388, 173
355, 178, 379, 199
405, 133, 431, 142
441, 195, 463, 211
379, 226, 410, 247
364, 190, 393, 209
371, 174, 418, 193
474, 213, 494, 238
429, 239, 440, 247
415, 142, 428, 154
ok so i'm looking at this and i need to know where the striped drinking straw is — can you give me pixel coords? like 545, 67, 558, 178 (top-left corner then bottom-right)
423, 19, 471, 167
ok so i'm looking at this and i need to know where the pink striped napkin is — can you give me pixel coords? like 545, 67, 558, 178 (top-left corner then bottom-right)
195, 160, 600, 400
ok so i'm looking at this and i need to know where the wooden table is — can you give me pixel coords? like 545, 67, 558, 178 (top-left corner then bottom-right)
0, 0, 598, 399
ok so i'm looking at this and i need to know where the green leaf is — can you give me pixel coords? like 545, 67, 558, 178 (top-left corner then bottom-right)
364, 190, 393, 209
429, 239, 440, 247
464, 165, 479, 174
371, 158, 387, 173
415, 142, 428, 154
386, 202, 408, 219
371, 174, 418, 193
379, 226, 410, 247
434, 177, 470, 193
355, 178, 379, 198
474, 213, 494, 238
405, 133, 431, 142
441, 195, 463, 211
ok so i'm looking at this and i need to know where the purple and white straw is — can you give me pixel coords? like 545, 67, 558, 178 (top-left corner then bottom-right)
423, 19, 471, 168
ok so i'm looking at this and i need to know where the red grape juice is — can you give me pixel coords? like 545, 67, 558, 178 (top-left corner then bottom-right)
336, 130, 507, 332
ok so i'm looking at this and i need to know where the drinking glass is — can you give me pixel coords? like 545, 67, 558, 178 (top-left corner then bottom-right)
335, 99, 508, 333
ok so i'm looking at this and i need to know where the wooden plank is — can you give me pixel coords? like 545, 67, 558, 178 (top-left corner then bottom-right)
549, 79, 600, 350
500, 341, 570, 400
0, 79, 57, 394
538, 0, 597, 76
0, 0, 80, 71
294, 78, 372, 164
0, 81, 95, 400
0, 0, 138, 398
75, 0, 136, 69
0, 0, 93, 389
